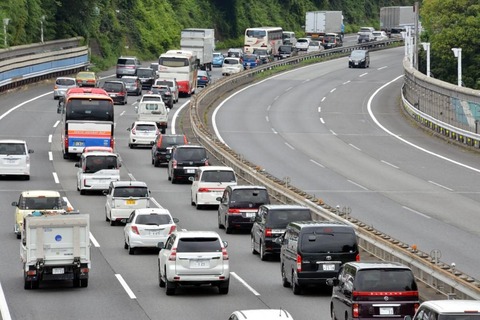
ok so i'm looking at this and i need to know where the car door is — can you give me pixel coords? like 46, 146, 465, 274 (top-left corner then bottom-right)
191, 169, 201, 202
283, 228, 298, 282
217, 188, 230, 226
159, 234, 175, 277
252, 206, 266, 250
105, 184, 114, 217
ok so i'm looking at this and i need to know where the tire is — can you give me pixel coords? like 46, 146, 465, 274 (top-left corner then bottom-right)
124, 240, 128, 249
80, 279, 88, 288
80, 189, 85, 195
73, 278, 80, 288
128, 143, 134, 149
110, 218, 116, 226
292, 272, 302, 295
171, 174, 176, 184
24, 279, 32, 290
259, 241, 267, 261
128, 244, 135, 255
218, 212, 224, 229
218, 281, 229, 294
24, 175, 30, 181
251, 236, 258, 254
331, 304, 338, 320
159, 267, 165, 287
165, 278, 176, 295
225, 218, 232, 234
154, 159, 160, 167
281, 264, 290, 288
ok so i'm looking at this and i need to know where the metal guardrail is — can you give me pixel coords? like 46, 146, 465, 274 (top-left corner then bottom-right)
188, 41, 480, 300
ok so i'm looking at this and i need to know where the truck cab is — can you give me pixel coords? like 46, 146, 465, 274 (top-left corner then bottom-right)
75, 150, 121, 194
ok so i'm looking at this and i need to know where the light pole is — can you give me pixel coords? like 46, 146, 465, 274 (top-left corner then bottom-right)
40, 15, 45, 44
421, 42, 431, 77
451, 48, 462, 87
3, 18, 10, 47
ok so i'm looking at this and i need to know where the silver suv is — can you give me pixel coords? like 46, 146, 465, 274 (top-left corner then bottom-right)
157, 231, 230, 295
116, 56, 141, 78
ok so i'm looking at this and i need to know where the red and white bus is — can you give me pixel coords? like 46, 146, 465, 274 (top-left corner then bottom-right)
60, 88, 115, 159
244, 27, 283, 55
158, 50, 198, 96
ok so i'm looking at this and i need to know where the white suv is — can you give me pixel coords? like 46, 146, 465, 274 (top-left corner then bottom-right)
0, 139, 34, 180
406, 300, 480, 320
104, 181, 151, 226
189, 166, 237, 210
157, 231, 230, 295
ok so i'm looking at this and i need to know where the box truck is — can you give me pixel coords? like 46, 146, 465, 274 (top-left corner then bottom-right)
305, 11, 344, 40
180, 28, 215, 71
380, 6, 415, 36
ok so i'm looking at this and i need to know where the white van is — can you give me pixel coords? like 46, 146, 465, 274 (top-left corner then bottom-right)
282, 31, 297, 46
136, 101, 168, 133
75, 149, 121, 194
189, 166, 237, 209
0, 140, 34, 180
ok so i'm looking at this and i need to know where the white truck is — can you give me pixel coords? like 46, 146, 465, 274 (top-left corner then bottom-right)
180, 28, 215, 71
380, 6, 415, 36
20, 211, 90, 289
305, 11, 344, 40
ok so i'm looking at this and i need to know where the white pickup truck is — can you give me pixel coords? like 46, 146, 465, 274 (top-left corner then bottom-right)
20, 211, 91, 289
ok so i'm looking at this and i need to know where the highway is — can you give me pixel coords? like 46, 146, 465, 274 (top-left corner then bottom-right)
0, 46, 478, 320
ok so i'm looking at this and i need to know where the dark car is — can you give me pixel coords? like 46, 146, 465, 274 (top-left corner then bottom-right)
328, 262, 419, 319
253, 48, 273, 64
121, 76, 142, 96
148, 85, 173, 109
278, 45, 298, 59
322, 33, 343, 49
278, 221, 359, 295
217, 185, 270, 234
101, 80, 128, 105
151, 134, 188, 167
136, 67, 156, 90
349, 49, 370, 68
242, 54, 261, 69
167, 145, 209, 183
116, 56, 141, 78
251, 204, 312, 261
197, 70, 211, 87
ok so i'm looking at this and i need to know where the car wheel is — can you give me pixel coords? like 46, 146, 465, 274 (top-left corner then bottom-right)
218, 212, 224, 229
159, 265, 165, 287
24, 175, 30, 181
124, 99, 128, 105
191, 195, 195, 206
79, 279, 88, 288
331, 304, 338, 320
105, 211, 110, 222
251, 236, 258, 254
124, 239, 128, 249
171, 174, 176, 184
292, 272, 302, 295
218, 281, 229, 294
110, 218, 116, 226
165, 278, 176, 295
225, 218, 232, 234
128, 244, 135, 255
80, 189, 85, 195
259, 241, 267, 261
282, 264, 290, 287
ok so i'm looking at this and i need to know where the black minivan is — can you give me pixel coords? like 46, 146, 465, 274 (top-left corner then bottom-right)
277, 221, 359, 295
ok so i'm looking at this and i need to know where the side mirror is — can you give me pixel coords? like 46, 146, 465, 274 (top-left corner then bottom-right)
28, 149, 34, 154
120, 218, 127, 224
326, 278, 339, 287
75, 162, 80, 168
11, 201, 18, 207
102, 190, 109, 196
188, 176, 195, 182
223, 241, 228, 248
157, 242, 165, 249
273, 237, 283, 245
216, 197, 222, 202
173, 218, 179, 223
127, 128, 131, 131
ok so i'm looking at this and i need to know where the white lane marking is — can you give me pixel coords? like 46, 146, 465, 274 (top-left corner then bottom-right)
171, 100, 190, 135
367, 76, 480, 174
274, 95, 279, 101
318, 107, 321, 113
48, 134, 52, 143
359, 73, 368, 77
150, 197, 163, 208
53, 120, 60, 128
266, 116, 269, 122
403, 206, 431, 219
381, 160, 399, 169
330, 130, 337, 135
115, 274, 137, 299
120, 111, 126, 116
320, 118, 325, 124
428, 180, 453, 191
52, 172, 59, 184
285, 142, 294, 150
343, 80, 351, 85
231, 272, 260, 296
285, 87, 293, 92
302, 79, 310, 83
89, 233, 100, 248
48, 151, 53, 161
377, 66, 388, 70
271, 128, 278, 134
321, 97, 326, 102
128, 173, 135, 181
310, 159, 325, 168
0, 91, 51, 120
349, 143, 361, 151
267, 105, 271, 111
330, 88, 336, 93
0, 281, 12, 320
348, 179, 369, 190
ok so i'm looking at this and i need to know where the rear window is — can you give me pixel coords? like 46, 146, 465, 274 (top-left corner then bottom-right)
266, 209, 311, 228
0, 143, 26, 155
113, 186, 149, 198
142, 96, 162, 102
279, 46, 292, 53
229, 189, 269, 208
355, 269, 418, 292
21, 197, 62, 210
84, 155, 118, 172
136, 69, 153, 77
122, 77, 137, 83
56, 78, 76, 86
159, 136, 186, 148
224, 58, 239, 65
103, 82, 123, 91
300, 230, 357, 253
135, 124, 157, 131
176, 237, 222, 252
175, 148, 207, 161
201, 170, 236, 183
117, 58, 135, 65
135, 214, 172, 225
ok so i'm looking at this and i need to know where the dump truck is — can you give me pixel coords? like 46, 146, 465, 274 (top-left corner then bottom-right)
180, 28, 215, 71
305, 11, 344, 40
20, 211, 90, 289
380, 6, 415, 36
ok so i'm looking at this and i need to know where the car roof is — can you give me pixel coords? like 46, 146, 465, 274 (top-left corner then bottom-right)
197, 165, 234, 172
261, 204, 309, 210
229, 185, 267, 191
19, 190, 61, 197
346, 261, 411, 270
83, 151, 118, 157
111, 180, 148, 187
418, 300, 480, 313
133, 121, 158, 126
231, 309, 293, 319
133, 208, 172, 216
0, 139, 27, 144
121, 76, 139, 79
173, 230, 222, 239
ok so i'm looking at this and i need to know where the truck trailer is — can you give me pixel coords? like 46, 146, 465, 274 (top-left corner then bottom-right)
305, 11, 344, 40
180, 28, 215, 71
20, 211, 90, 289
380, 6, 415, 36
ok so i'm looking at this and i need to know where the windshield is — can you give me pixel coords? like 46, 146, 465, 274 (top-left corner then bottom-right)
21, 197, 62, 210
66, 99, 114, 122
356, 269, 418, 292
350, 51, 366, 59
84, 155, 118, 173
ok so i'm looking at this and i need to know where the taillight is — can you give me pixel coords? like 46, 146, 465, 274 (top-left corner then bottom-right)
131, 226, 139, 235
172, 160, 177, 168
110, 138, 115, 149
64, 135, 69, 149
414, 303, 419, 313
222, 247, 229, 260
204, 160, 209, 166
168, 248, 177, 261
296, 254, 302, 272
356, 253, 360, 261
265, 228, 272, 237
198, 188, 210, 193
131, 128, 136, 135
352, 303, 359, 318
227, 208, 241, 215
54, 85, 59, 89
168, 225, 176, 234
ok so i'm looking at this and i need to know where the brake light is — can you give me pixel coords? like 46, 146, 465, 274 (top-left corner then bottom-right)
227, 208, 242, 215
172, 160, 177, 168
198, 188, 211, 193
265, 228, 272, 237
110, 138, 115, 149
168, 225, 176, 234
131, 128, 136, 135
356, 253, 360, 261
222, 247, 229, 260
201, 76, 207, 80
27, 270, 37, 276
64, 135, 69, 149
296, 254, 302, 272
414, 303, 419, 313
131, 226, 140, 235
168, 248, 177, 261
54, 85, 59, 89
80, 268, 89, 273
352, 303, 359, 318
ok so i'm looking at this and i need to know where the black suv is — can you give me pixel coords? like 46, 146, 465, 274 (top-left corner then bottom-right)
136, 67, 156, 90
167, 145, 209, 183
217, 185, 270, 234
101, 80, 128, 105
278, 45, 298, 59
328, 262, 419, 319
277, 221, 359, 295
149, 85, 174, 109
251, 204, 312, 261
151, 134, 188, 167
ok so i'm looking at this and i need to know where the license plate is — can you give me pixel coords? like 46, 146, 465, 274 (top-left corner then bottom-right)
149, 231, 161, 236
52, 268, 64, 275
74, 141, 84, 147
6, 159, 17, 164
245, 212, 255, 218
126, 199, 136, 205
190, 259, 209, 268
379, 307, 393, 315
186, 169, 195, 174
355, 62, 359, 65
109, 94, 116, 97
322, 264, 335, 271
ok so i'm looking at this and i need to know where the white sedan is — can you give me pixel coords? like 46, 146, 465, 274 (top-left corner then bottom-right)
123, 208, 178, 255
222, 57, 244, 76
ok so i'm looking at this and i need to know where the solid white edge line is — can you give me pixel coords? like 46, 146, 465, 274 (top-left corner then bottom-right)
171, 100, 190, 135
231, 272, 260, 296
52, 172, 59, 184
347, 179, 369, 191
402, 206, 431, 219
0, 91, 52, 121
128, 173, 135, 181
0, 281, 12, 320
89, 233, 100, 248
115, 274, 137, 299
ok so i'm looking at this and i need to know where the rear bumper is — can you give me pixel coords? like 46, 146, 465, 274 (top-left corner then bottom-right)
226, 215, 254, 230
196, 191, 223, 205
129, 234, 168, 248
